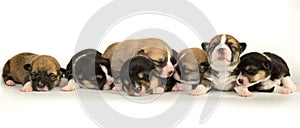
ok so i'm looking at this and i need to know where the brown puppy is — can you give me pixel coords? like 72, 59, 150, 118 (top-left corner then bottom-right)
173, 48, 209, 91
103, 38, 174, 91
2, 52, 63, 92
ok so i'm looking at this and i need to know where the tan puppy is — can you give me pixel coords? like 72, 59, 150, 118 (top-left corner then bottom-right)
2, 52, 64, 92
173, 48, 209, 92
103, 38, 174, 91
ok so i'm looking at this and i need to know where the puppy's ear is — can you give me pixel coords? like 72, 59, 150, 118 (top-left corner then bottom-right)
262, 62, 270, 70
199, 62, 210, 73
171, 49, 178, 65
60, 68, 66, 74
137, 49, 145, 55
24, 64, 32, 71
239, 42, 247, 53
201, 42, 209, 52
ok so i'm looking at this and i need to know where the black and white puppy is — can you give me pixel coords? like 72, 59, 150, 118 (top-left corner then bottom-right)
120, 49, 178, 96
173, 48, 210, 92
62, 49, 114, 91
234, 52, 297, 97
191, 34, 247, 96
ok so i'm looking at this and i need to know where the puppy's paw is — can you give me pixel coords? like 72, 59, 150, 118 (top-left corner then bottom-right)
21, 82, 33, 92
103, 77, 114, 90
237, 90, 253, 97
234, 86, 253, 97
5, 80, 16, 86
171, 83, 182, 92
189, 84, 209, 96
152, 87, 165, 94
274, 86, 290, 94
61, 79, 76, 91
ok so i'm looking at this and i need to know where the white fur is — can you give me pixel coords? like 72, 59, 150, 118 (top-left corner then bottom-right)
212, 72, 236, 90
100, 64, 114, 90
260, 79, 279, 90
273, 86, 290, 94
234, 86, 253, 97
21, 81, 33, 92
152, 87, 165, 94
281, 76, 297, 92
62, 79, 78, 91
189, 84, 211, 96
220, 34, 227, 45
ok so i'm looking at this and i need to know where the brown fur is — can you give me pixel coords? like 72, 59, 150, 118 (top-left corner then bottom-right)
2, 53, 61, 87
102, 42, 120, 60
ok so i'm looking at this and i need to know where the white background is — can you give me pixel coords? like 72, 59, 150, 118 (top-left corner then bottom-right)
0, 0, 300, 128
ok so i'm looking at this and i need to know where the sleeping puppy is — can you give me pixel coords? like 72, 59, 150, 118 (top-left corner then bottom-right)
2, 52, 64, 92
192, 34, 247, 96
173, 48, 210, 92
103, 38, 175, 91
120, 49, 178, 96
62, 49, 114, 91
234, 52, 297, 97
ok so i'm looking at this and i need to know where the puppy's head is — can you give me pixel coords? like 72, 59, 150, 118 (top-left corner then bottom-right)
72, 50, 112, 90
136, 47, 175, 78
236, 52, 272, 87
202, 34, 246, 71
174, 48, 209, 84
24, 55, 62, 91
121, 55, 155, 96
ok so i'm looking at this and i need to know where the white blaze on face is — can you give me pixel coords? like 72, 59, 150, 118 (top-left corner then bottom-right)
161, 50, 174, 78
100, 64, 114, 89
210, 34, 232, 67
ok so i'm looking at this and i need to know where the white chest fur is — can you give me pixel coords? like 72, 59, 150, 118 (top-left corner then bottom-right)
211, 71, 236, 90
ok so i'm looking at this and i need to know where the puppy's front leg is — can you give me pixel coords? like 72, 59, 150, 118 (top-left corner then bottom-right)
234, 85, 253, 97
62, 79, 78, 91
189, 79, 211, 96
21, 81, 33, 92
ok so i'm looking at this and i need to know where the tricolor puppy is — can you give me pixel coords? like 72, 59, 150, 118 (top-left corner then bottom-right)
120, 49, 178, 96
2, 52, 64, 92
103, 38, 175, 91
173, 48, 209, 92
234, 52, 297, 97
62, 49, 113, 91
192, 34, 246, 96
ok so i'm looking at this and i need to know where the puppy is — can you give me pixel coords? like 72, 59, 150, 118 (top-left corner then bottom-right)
173, 48, 210, 92
103, 38, 175, 91
234, 52, 297, 97
62, 49, 114, 91
2, 52, 64, 92
120, 49, 178, 96
191, 34, 247, 96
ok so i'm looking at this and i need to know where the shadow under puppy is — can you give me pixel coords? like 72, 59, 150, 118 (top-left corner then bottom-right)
173, 48, 210, 94
193, 34, 247, 96
2, 52, 64, 92
62, 49, 114, 91
120, 48, 178, 96
103, 38, 175, 91
234, 52, 297, 97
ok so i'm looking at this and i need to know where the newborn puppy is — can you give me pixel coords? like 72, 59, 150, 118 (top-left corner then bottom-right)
120, 49, 178, 96
62, 49, 114, 91
173, 48, 210, 92
103, 38, 174, 91
234, 52, 297, 97
194, 34, 247, 96
2, 52, 64, 92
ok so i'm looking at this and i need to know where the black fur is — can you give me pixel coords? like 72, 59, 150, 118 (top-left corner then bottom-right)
237, 52, 290, 91
65, 49, 112, 90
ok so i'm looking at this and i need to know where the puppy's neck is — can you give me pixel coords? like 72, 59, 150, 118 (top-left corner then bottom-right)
210, 63, 237, 72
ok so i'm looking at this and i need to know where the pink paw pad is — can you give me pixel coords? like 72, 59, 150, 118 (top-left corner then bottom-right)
5, 80, 16, 86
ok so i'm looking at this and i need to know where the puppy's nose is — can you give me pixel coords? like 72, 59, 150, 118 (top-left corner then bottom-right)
134, 87, 142, 93
238, 79, 244, 84
168, 70, 174, 76
217, 48, 225, 54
